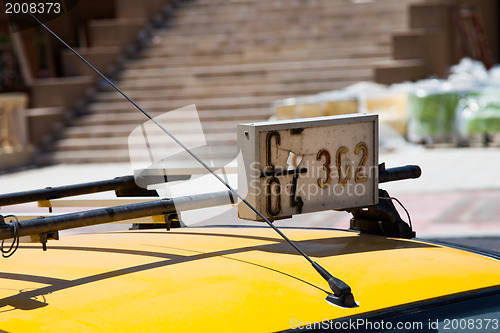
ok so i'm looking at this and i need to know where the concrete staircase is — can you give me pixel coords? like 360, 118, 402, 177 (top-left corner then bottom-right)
41, 0, 425, 164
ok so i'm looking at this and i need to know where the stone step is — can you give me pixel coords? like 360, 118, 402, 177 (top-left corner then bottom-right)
141, 38, 390, 58
75, 108, 270, 126
61, 119, 243, 139
115, 0, 171, 20
183, 0, 353, 8
153, 27, 397, 49
110, 68, 370, 91
173, 0, 412, 22
85, 93, 313, 115
53, 132, 238, 151
119, 57, 387, 79
164, 14, 407, 37
44, 146, 238, 164
94, 80, 365, 102
61, 47, 121, 77
88, 18, 146, 48
30, 76, 95, 109
374, 59, 427, 85
132, 44, 390, 68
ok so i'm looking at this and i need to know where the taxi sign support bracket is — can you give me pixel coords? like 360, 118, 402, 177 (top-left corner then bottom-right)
347, 164, 421, 239
349, 189, 416, 239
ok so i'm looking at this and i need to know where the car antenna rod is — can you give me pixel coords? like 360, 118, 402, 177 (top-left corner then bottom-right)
20, 13, 357, 308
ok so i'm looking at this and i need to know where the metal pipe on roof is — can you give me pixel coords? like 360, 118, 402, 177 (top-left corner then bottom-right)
0, 190, 233, 241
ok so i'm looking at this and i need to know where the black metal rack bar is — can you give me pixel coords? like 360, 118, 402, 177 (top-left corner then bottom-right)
0, 176, 155, 207
0, 190, 232, 240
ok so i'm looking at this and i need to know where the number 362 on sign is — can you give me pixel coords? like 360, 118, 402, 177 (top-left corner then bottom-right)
237, 114, 378, 221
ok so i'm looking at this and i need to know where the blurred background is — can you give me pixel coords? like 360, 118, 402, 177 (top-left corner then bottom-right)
0, 0, 499, 250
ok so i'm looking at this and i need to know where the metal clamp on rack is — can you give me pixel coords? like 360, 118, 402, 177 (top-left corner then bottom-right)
349, 164, 421, 239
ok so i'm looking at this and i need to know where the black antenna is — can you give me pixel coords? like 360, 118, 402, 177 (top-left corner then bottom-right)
25, 13, 356, 308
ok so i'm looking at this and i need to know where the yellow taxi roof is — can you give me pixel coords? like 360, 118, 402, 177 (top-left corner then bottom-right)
1, 227, 499, 332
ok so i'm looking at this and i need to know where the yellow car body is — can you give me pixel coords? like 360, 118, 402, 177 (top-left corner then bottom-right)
1, 227, 499, 332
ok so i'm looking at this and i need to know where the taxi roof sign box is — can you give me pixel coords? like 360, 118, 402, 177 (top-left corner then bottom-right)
237, 114, 379, 221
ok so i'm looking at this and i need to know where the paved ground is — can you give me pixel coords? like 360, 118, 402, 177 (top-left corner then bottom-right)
1, 147, 500, 251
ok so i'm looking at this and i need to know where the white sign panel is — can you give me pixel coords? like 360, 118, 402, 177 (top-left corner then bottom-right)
238, 115, 378, 221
